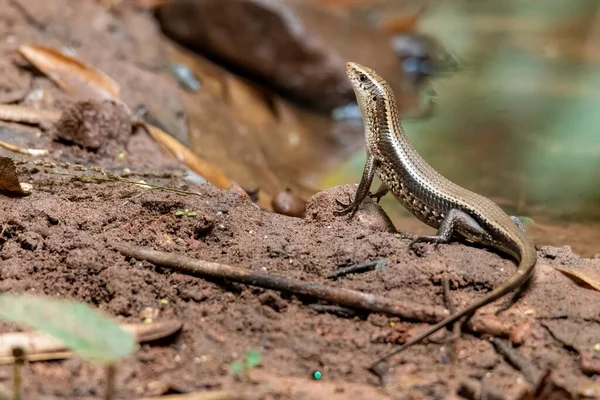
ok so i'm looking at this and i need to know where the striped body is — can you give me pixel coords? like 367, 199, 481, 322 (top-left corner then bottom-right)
341, 62, 537, 366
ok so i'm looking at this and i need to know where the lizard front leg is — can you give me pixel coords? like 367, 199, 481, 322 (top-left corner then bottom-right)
409, 209, 491, 251
335, 151, 377, 218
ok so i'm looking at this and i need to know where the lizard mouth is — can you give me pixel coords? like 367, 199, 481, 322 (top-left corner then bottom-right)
345, 62, 362, 79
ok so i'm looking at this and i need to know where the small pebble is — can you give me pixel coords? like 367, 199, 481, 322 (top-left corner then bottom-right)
272, 189, 306, 218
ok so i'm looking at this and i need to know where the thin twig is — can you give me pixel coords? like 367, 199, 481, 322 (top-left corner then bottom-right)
51, 170, 200, 197
105, 364, 116, 400
327, 259, 387, 279
441, 277, 461, 363
78, 175, 199, 196
12, 347, 25, 400
122, 187, 159, 205
491, 338, 543, 386
308, 304, 358, 318
114, 244, 446, 323
9, 0, 46, 31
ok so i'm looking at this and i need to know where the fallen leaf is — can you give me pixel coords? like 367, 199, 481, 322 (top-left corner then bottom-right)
166, 45, 285, 202
0, 105, 61, 125
0, 157, 32, 194
0, 140, 47, 157
0, 319, 182, 364
19, 44, 121, 102
138, 122, 233, 190
556, 266, 600, 292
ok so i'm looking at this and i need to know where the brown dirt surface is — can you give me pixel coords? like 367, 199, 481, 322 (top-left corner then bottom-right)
1, 1, 600, 400
4, 146, 600, 399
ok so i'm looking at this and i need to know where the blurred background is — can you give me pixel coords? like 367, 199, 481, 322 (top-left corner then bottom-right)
152, 0, 600, 256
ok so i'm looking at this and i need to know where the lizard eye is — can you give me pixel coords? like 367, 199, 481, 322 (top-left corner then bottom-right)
359, 74, 367, 82
372, 96, 378, 102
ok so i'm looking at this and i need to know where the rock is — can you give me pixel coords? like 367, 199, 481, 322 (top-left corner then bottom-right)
580, 349, 600, 376
305, 184, 396, 233
272, 189, 306, 217
52, 100, 131, 154
158, 0, 404, 111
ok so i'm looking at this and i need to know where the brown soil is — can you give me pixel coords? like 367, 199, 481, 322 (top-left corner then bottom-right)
1, 1, 600, 399
4, 122, 600, 399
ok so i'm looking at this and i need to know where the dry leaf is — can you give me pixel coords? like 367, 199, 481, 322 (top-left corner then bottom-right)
19, 44, 121, 102
556, 266, 600, 292
0, 104, 61, 125
0, 140, 48, 157
139, 122, 233, 190
0, 319, 182, 363
0, 156, 32, 194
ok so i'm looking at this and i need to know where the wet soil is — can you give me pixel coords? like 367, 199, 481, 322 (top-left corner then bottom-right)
1, 1, 600, 399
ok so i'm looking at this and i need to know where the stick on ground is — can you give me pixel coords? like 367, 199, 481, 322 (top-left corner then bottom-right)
441, 277, 461, 363
491, 338, 543, 386
327, 259, 387, 279
114, 244, 445, 323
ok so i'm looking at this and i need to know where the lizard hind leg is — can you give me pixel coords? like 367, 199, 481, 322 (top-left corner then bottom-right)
409, 209, 489, 253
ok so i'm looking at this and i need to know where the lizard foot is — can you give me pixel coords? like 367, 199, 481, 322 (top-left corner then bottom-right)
334, 193, 360, 218
408, 235, 443, 253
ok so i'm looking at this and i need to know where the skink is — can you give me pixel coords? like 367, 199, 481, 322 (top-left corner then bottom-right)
336, 62, 537, 368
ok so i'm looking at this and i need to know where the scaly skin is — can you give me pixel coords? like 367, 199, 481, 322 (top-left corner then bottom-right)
336, 62, 537, 368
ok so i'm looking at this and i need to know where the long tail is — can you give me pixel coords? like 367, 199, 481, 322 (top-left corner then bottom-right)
369, 240, 537, 370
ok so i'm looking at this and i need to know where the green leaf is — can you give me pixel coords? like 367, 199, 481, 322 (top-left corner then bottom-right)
0, 294, 135, 363
230, 360, 245, 376
245, 349, 261, 368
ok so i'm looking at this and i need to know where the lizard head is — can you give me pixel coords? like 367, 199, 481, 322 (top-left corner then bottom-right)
346, 62, 396, 133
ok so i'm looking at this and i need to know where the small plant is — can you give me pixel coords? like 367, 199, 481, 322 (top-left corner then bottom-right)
0, 294, 135, 400
175, 209, 198, 217
230, 349, 261, 377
